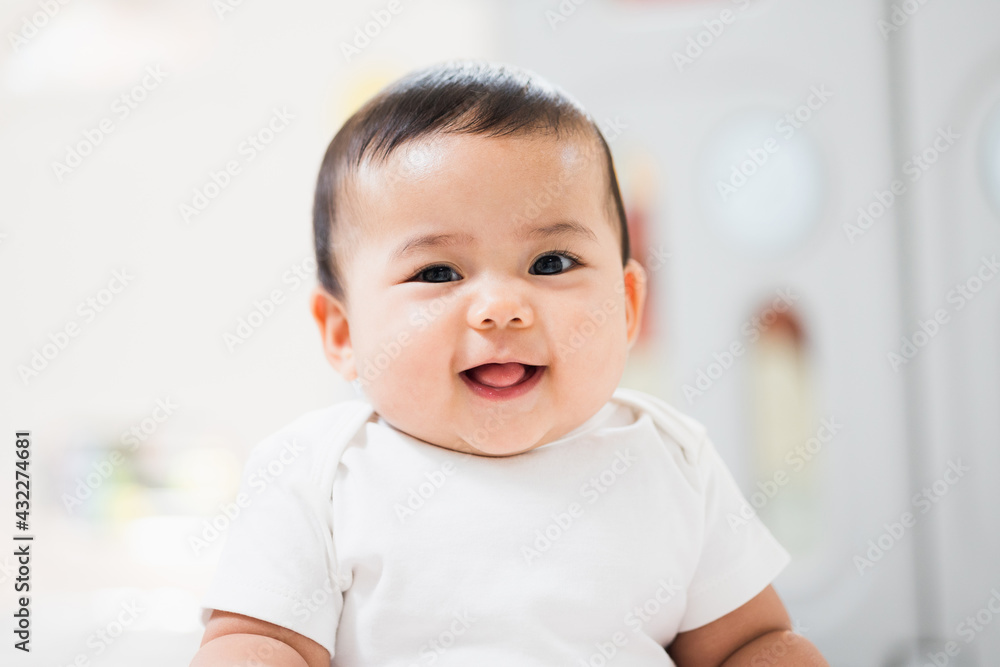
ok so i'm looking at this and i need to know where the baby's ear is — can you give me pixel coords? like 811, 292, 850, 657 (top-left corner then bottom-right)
623, 258, 648, 348
310, 286, 356, 380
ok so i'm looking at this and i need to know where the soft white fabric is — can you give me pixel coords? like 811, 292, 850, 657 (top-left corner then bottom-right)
199, 387, 790, 666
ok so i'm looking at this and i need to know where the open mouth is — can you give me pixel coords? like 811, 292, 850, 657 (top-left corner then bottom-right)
460, 362, 545, 400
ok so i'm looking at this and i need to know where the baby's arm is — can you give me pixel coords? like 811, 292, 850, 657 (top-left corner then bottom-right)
666, 585, 827, 667
190, 610, 330, 667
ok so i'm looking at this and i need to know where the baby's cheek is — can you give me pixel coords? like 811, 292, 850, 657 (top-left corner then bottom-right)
564, 298, 625, 355
351, 315, 423, 389
403, 291, 463, 332
368, 302, 441, 358
558, 311, 629, 398
360, 354, 432, 424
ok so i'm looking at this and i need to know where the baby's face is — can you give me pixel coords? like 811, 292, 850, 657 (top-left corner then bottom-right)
314, 131, 646, 457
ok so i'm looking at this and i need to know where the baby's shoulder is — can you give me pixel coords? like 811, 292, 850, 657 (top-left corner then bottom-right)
610, 387, 709, 469
243, 399, 375, 479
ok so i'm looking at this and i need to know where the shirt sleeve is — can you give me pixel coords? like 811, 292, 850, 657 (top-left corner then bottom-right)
677, 434, 792, 633
198, 427, 345, 657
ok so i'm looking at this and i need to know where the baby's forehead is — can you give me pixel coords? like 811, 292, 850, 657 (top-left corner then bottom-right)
371, 129, 605, 186
352, 132, 605, 217
332, 128, 621, 271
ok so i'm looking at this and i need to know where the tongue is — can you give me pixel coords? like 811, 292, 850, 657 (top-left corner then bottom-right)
467, 362, 528, 388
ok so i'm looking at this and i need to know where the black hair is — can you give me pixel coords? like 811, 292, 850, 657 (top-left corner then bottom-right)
312, 59, 630, 303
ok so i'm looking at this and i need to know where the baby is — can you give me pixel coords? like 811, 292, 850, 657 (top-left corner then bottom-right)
192, 60, 826, 666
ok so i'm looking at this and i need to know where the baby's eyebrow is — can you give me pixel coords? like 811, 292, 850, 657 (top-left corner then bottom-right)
390, 220, 597, 261
524, 220, 597, 244
391, 232, 475, 261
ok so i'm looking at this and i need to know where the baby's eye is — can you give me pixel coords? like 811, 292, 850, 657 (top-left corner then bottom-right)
412, 265, 462, 283
530, 252, 579, 276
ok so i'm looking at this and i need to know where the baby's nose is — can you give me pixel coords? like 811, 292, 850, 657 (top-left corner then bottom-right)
467, 285, 534, 329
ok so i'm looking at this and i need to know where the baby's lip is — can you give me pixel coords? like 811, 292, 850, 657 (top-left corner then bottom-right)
459, 359, 546, 373
459, 362, 546, 399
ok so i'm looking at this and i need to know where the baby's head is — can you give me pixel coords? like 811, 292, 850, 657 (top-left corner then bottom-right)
310, 60, 647, 457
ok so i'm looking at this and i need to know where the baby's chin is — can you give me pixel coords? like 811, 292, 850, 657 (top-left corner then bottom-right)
449, 420, 580, 457
370, 389, 599, 457
455, 435, 546, 458
391, 418, 557, 458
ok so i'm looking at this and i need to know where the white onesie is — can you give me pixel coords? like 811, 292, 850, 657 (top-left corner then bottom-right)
199, 387, 790, 666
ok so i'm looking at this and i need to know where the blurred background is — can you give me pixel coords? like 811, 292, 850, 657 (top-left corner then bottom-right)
2, 0, 998, 664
